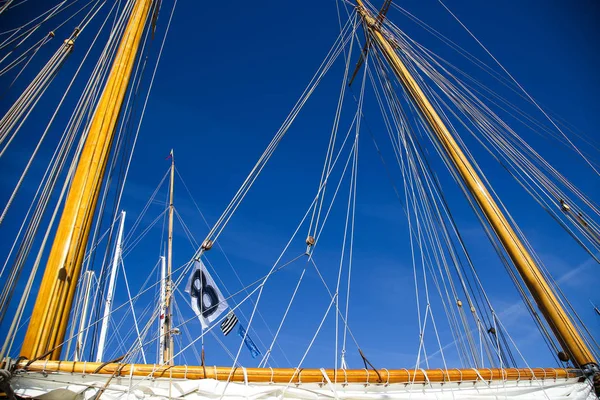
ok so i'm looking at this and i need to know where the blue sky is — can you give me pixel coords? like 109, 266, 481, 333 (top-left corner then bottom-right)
1, 0, 599, 371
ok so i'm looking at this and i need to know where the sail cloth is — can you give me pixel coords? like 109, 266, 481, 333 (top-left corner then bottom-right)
185, 259, 228, 329
11, 373, 596, 400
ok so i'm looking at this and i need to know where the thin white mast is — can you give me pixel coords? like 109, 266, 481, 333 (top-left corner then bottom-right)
158, 255, 166, 363
75, 271, 94, 362
96, 210, 126, 363
163, 150, 175, 364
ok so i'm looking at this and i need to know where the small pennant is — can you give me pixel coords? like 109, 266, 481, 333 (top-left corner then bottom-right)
220, 312, 238, 336
238, 324, 261, 359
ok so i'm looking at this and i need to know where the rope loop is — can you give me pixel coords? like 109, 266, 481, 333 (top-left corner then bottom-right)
471, 368, 485, 385
214, 365, 218, 380
241, 367, 248, 386
419, 368, 431, 387
269, 367, 274, 384
402, 368, 410, 385
382, 368, 389, 386
184, 365, 188, 380
82, 361, 87, 377
438, 368, 445, 384
297, 368, 302, 385
320, 367, 340, 397
319, 368, 327, 387
128, 363, 135, 390
129, 364, 135, 380
455, 368, 463, 384
343, 368, 348, 387
526, 367, 535, 381
364, 368, 370, 386
445, 368, 452, 384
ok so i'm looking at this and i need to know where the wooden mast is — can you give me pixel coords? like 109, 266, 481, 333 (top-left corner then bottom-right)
163, 150, 175, 365
20, 0, 153, 360
158, 255, 167, 362
354, 1, 597, 370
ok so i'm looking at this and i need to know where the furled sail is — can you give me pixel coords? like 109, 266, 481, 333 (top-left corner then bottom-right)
9, 365, 596, 400
11, 377, 595, 400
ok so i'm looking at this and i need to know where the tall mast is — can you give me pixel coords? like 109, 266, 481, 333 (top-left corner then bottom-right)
20, 0, 153, 360
354, 2, 597, 370
163, 150, 175, 365
159, 255, 166, 363
95, 211, 126, 362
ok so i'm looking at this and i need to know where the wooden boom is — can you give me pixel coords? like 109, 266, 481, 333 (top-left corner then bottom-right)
354, 1, 596, 369
21, 360, 580, 384
20, 0, 153, 360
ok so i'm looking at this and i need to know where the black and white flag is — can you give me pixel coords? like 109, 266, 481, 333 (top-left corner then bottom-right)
185, 259, 228, 329
220, 312, 238, 336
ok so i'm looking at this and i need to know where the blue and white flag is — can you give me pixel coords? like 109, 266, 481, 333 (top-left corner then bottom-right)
237, 324, 261, 359
185, 260, 228, 329
220, 311, 238, 336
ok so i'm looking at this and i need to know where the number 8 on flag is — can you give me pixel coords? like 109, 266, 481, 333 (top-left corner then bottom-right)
185, 259, 228, 329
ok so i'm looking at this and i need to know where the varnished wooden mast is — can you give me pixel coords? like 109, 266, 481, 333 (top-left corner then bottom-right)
354, 1, 596, 369
163, 150, 175, 365
20, 0, 153, 360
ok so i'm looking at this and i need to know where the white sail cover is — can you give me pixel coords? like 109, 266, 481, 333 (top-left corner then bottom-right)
185, 259, 228, 329
11, 371, 595, 400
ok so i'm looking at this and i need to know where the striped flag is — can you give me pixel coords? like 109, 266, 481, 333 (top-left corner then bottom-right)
220, 312, 238, 336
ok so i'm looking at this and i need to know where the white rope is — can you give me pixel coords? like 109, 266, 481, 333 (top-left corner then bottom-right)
119, 257, 147, 363
176, 169, 290, 365
258, 269, 306, 368
437, 0, 600, 176
173, 208, 282, 367
277, 296, 336, 398
369, 11, 597, 366
197, 15, 358, 252
0, 0, 133, 356
309, 14, 359, 242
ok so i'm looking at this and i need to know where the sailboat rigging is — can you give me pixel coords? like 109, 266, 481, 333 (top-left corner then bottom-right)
0, 0, 599, 398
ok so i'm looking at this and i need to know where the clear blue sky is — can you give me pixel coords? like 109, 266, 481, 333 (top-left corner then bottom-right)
0, 0, 599, 370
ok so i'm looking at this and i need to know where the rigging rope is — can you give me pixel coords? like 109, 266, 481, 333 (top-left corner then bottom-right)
0, 0, 140, 358
437, 0, 600, 177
